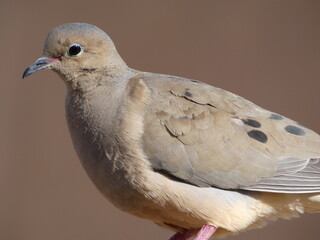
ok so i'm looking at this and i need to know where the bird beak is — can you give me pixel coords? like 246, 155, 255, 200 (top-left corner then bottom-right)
22, 57, 59, 78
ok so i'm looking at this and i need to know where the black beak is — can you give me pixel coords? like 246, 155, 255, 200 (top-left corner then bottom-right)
22, 57, 58, 78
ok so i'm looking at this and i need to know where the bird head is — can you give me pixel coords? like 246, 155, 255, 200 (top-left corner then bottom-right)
23, 23, 127, 89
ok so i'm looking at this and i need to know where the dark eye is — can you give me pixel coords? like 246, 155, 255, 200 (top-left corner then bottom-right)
67, 43, 84, 56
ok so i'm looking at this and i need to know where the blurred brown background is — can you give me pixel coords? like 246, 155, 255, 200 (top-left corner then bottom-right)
1, 0, 320, 239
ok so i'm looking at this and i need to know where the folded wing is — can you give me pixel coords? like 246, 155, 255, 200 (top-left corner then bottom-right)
141, 74, 320, 193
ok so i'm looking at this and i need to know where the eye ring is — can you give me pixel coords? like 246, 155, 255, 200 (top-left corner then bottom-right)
67, 43, 84, 57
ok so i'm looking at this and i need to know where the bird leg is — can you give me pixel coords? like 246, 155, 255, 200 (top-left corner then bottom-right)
169, 225, 217, 240
194, 225, 217, 240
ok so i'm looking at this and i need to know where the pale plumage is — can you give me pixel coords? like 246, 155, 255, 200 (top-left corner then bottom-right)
23, 23, 320, 240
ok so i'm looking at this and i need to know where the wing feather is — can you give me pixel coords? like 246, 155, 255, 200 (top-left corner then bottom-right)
140, 74, 320, 193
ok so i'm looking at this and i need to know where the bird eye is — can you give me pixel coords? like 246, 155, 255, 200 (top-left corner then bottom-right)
67, 43, 84, 57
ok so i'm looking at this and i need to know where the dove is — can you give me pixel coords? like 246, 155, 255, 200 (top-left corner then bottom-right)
23, 23, 320, 240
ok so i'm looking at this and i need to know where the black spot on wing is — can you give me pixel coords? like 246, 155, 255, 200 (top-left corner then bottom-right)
285, 125, 306, 136
189, 79, 206, 85
184, 91, 193, 97
269, 114, 284, 120
247, 130, 268, 143
242, 119, 261, 128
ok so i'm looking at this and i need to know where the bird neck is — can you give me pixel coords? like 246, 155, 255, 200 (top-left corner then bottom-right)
61, 63, 135, 93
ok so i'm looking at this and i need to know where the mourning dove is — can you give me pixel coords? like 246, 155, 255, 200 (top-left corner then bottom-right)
23, 23, 320, 240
